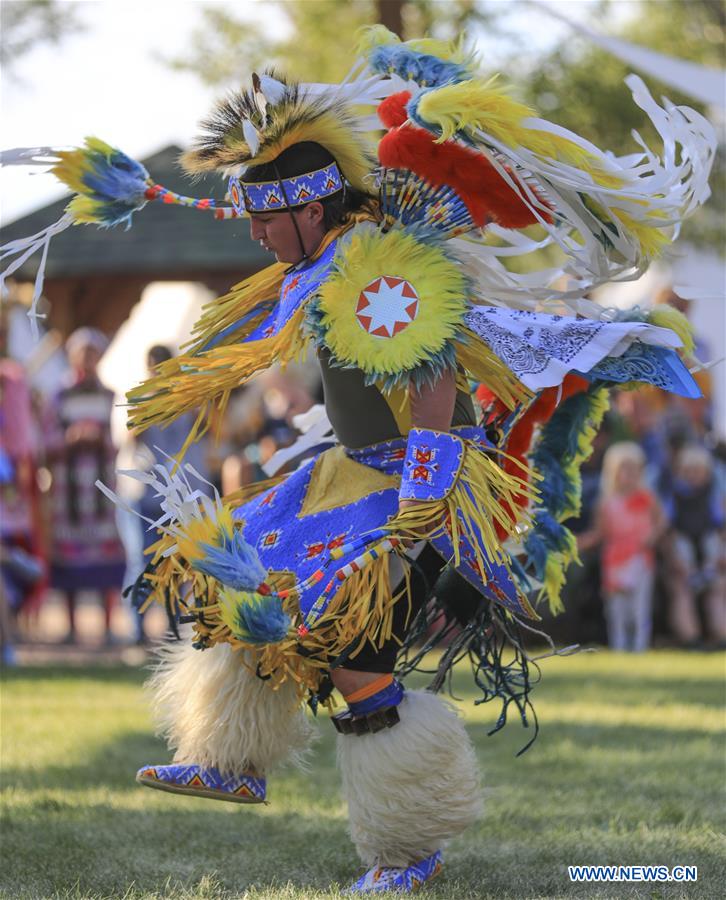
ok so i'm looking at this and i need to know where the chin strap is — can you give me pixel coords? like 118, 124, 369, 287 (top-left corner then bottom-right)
272, 160, 310, 266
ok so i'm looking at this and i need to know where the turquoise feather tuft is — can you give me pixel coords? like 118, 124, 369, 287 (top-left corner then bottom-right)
192, 530, 268, 592
219, 588, 290, 644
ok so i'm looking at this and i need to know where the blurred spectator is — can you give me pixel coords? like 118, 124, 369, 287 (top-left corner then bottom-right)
580, 442, 666, 652
121, 344, 211, 642
43, 328, 126, 644
220, 369, 314, 494
661, 444, 726, 649
653, 287, 714, 443
1, 313, 45, 661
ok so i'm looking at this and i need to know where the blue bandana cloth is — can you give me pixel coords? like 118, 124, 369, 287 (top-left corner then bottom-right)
466, 306, 700, 397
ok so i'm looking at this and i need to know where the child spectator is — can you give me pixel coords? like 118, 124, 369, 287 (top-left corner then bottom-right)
662, 444, 725, 648
580, 442, 666, 652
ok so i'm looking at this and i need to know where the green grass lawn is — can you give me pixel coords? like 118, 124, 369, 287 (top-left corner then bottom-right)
1, 650, 725, 899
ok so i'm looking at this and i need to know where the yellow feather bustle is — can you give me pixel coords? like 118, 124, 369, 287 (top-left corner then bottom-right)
415, 79, 624, 189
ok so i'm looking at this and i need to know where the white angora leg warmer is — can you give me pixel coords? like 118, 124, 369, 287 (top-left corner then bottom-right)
337, 689, 482, 867
147, 640, 315, 775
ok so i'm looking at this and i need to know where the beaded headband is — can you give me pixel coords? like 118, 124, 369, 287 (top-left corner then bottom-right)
229, 161, 344, 214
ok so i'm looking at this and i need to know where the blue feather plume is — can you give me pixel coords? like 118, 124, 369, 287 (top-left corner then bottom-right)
192, 529, 268, 592
219, 588, 291, 645
368, 45, 469, 87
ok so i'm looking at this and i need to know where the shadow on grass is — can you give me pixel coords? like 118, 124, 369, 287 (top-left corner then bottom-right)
3, 721, 725, 899
2, 707, 721, 795
1, 803, 359, 898
1, 664, 148, 685
4, 800, 725, 899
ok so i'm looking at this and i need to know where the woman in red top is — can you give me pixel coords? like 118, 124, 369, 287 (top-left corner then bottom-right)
580, 442, 666, 652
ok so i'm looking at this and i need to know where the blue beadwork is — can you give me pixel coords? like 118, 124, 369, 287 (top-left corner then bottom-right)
231, 162, 343, 214
233, 425, 532, 622
136, 763, 266, 802
400, 428, 465, 501
348, 680, 404, 717
347, 850, 443, 893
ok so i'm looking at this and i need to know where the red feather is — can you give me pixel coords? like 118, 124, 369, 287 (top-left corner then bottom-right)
476, 375, 590, 536
377, 92, 552, 229
378, 92, 410, 129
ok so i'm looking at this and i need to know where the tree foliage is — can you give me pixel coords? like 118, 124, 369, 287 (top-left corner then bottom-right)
167, 0, 723, 248
0, 0, 83, 71
518, 0, 724, 248
165, 0, 510, 85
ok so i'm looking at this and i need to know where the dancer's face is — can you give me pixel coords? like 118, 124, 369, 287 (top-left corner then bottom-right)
249, 201, 326, 264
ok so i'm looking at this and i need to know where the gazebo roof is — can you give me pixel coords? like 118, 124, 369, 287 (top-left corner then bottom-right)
0, 145, 269, 279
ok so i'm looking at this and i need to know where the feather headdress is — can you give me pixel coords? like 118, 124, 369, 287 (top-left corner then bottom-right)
180, 74, 376, 191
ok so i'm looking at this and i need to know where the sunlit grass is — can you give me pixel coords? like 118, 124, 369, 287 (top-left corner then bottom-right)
2, 650, 725, 898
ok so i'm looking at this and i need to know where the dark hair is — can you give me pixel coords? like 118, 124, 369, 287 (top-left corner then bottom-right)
244, 141, 372, 229
147, 344, 173, 367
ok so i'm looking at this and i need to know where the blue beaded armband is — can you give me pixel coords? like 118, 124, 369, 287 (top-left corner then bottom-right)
399, 428, 466, 501
347, 679, 405, 717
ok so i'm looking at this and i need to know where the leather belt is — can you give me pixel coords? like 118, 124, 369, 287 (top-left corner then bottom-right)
331, 704, 400, 736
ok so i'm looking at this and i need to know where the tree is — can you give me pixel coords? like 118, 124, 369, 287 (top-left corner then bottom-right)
0, 0, 83, 72
165, 0, 510, 86
517, 0, 724, 248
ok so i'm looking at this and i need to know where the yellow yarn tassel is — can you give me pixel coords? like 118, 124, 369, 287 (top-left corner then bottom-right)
648, 305, 695, 355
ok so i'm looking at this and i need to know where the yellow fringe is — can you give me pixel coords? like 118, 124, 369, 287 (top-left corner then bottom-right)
184, 264, 288, 354
384, 442, 540, 620
126, 216, 374, 440
223, 474, 287, 509
137, 535, 413, 700
127, 304, 309, 433
298, 555, 410, 664
182, 220, 348, 355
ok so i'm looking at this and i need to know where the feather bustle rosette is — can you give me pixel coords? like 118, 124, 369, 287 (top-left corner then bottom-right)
313, 227, 468, 385
377, 93, 551, 229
